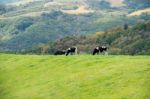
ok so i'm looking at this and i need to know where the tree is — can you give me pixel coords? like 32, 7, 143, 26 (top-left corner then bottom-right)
124, 24, 128, 30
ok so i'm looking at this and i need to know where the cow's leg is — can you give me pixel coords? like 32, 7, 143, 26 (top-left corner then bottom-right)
93, 49, 99, 55
66, 51, 69, 56
99, 50, 103, 55
93, 50, 96, 55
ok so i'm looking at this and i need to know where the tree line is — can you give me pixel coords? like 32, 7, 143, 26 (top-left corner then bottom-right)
18, 20, 150, 55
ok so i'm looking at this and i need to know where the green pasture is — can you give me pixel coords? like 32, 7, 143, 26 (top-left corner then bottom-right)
0, 54, 150, 99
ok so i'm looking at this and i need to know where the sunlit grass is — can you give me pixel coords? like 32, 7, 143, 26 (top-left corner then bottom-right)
128, 8, 150, 17
0, 54, 150, 99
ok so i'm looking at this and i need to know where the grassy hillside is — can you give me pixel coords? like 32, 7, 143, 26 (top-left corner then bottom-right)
0, 54, 150, 99
128, 8, 150, 17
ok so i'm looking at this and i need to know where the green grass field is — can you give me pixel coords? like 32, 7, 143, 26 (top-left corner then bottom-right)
0, 54, 150, 99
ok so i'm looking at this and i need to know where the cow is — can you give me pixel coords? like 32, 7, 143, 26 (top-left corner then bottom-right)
66, 47, 77, 56
54, 50, 66, 55
93, 46, 107, 55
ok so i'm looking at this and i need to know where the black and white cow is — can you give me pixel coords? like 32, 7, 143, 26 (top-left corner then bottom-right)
66, 47, 77, 56
93, 46, 107, 55
54, 50, 66, 55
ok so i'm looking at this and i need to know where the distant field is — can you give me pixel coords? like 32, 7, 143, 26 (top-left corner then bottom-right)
62, 6, 94, 15
9, 0, 37, 6
128, 8, 150, 17
0, 54, 150, 99
108, 0, 124, 7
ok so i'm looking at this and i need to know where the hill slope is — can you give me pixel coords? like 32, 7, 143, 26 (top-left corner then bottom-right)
128, 8, 150, 17
23, 21, 150, 55
0, 0, 149, 52
0, 54, 150, 98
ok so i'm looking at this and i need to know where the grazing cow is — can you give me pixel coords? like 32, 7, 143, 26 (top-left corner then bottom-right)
66, 47, 77, 56
93, 46, 107, 55
54, 50, 66, 55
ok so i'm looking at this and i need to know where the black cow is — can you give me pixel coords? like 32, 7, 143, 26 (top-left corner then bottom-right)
93, 46, 107, 55
54, 50, 66, 55
66, 47, 77, 56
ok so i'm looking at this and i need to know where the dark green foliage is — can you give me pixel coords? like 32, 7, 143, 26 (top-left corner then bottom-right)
124, 24, 128, 30
16, 18, 33, 31
138, 13, 150, 21
86, 0, 111, 9
100, 21, 150, 55
0, 10, 132, 51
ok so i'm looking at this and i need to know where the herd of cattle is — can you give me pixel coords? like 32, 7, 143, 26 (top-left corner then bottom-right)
54, 46, 107, 56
